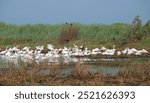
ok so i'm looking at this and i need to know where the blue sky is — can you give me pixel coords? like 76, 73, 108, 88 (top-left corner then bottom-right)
0, 0, 150, 24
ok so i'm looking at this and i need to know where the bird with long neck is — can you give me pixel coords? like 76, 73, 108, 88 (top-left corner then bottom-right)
102, 45, 116, 55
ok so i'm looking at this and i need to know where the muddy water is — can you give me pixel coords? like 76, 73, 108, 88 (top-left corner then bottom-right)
0, 56, 149, 76
59, 65, 119, 77
38, 65, 119, 78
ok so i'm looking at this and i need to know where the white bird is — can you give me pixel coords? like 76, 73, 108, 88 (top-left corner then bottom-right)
131, 48, 138, 53
122, 47, 129, 54
102, 45, 116, 55
127, 48, 137, 55
117, 51, 121, 56
141, 49, 148, 53
22, 47, 30, 51
135, 49, 148, 55
83, 47, 91, 56
100, 45, 106, 51
74, 43, 78, 48
0, 47, 8, 55
102, 51, 115, 55
36, 45, 44, 51
5, 48, 12, 56
12, 46, 20, 52
21, 53, 34, 64
91, 48, 99, 55
47, 44, 54, 51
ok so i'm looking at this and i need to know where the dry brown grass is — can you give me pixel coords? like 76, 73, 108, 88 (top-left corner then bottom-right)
58, 23, 79, 44
117, 61, 150, 85
0, 61, 150, 86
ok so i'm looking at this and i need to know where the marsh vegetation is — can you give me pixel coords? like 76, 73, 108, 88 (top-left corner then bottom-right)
0, 16, 150, 49
0, 59, 150, 86
0, 16, 150, 85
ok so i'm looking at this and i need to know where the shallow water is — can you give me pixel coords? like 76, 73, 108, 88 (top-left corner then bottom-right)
0, 56, 149, 76
58, 65, 119, 77
35, 64, 119, 77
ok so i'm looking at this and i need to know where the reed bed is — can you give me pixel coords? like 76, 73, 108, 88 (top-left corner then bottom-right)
1, 22, 150, 49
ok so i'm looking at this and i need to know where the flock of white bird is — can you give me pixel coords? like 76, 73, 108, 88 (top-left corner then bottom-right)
0, 44, 149, 65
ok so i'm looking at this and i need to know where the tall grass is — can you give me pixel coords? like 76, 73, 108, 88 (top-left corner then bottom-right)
0, 21, 149, 48
79, 23, 130, 40
77, 23, 131, 48
0, 22, 62, 46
